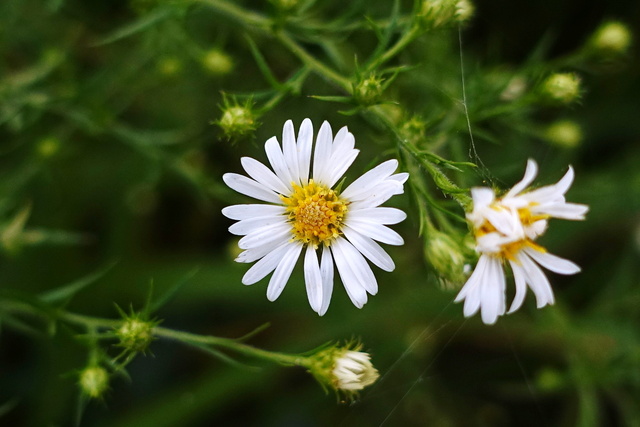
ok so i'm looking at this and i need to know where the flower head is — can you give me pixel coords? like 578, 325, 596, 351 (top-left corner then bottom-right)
455, 159, 588, 324
541, 73, 582, 105
306, 342, 379, 399
222, 119, 408, 314
79, 366, 109, 399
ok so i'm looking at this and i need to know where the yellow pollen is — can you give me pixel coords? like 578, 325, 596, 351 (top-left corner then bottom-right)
280, 180, 348, 247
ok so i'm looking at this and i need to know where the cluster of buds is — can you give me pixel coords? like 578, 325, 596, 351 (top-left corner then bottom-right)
418, 0, 474, 29
305, 342, 379, 400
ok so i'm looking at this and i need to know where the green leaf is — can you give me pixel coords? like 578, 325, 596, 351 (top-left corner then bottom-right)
148, 267, 200, 314
39, 261, 118, 304
92, 8, 173, 46
245, 36, 282, 90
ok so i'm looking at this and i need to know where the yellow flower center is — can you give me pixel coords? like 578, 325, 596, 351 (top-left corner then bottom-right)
474, 203, 550, 262
281, 180, 348, 247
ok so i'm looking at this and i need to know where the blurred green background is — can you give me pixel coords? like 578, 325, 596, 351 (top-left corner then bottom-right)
1, 0, 639, 426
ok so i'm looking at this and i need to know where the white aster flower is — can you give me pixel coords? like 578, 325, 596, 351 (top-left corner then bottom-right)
222, 118, 408, 315
332, 349, 379, 392
455, 159, 589, 325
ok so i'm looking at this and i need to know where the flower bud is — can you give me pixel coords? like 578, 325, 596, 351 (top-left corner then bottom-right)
79, 366, 109, 399
540, 73, 582, 105
116, 316, 155, 353
354, 74, 384, 106
418, 0, 474, 29
157, 56, 182, 77
424, 228, 469, 290
399, 116, 427, 146
217, 100, 258, 139
36, 137, 61, 158
588, 21, 632, 56
202, 49, 234, 76
306, 343, 379, 399
544, 120, 582, 148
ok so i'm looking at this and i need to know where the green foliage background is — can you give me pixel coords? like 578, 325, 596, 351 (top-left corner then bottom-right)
1, 0, 639, 425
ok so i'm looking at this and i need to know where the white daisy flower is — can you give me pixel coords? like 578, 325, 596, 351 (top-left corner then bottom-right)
455, 159, 589, 325
222, 118, 408, 315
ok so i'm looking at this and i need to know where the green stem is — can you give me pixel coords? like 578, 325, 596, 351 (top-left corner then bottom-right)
275, 32, 352, 92
196, 0, 272, 31
368, 24, 422, 71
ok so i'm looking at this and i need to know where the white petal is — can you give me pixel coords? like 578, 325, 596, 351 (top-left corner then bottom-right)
341, 160, 399, 201
332, 126, 355, 152
222, 204, 285, 221
480, 256, 506, 325
523, 247, 581, 275
304, 245, 323, 313
344, 218, 404, 245
508, 260, 528, 314
228, 215, 286, 236
331, 239, 368, 308
335, 237, 378, 295
282, 120, 301, 186
326, 149, 359, 188
241, 157, 289, 195
242, 242, 291, 285
265, 136, 294, 189
223, 173, 282, 204
236, 237, 289, 263
318, 246, 334, 316
533, 202, 589, 220
518, 252, 555, 308
266, 242, 303, 301
312, 121, 333, 185
456, 254, 491, 312
347, 181, 405, 210
505, 159, 538, 198
297, 118, 313, 185
347, 207, 407, 225
238, 222, 290, 250
342, 225, 395, 271
390, 172, 409, 185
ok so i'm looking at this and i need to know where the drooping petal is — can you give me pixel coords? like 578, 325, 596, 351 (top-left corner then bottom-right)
480, 256, 506, 325
318, 246, 334, 316
266, 242, 303, 301
304, 245, 323, 313
334, 237, 378, 295
342, 225, 395, 272
236, 236, 290, 263
344, 218, 404, 245
222, 173, 282, 204
242, 242, 291, 285
518, 252, 555, 308
331, 239, 368, 308
523, 247, 581, 275
508, 260, 528, 314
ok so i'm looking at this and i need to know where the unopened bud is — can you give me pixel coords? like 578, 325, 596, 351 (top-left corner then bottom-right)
419, 0, 474, 29
424, 228, 468, 289
540, 73, 582, 105
588, 21, 632, 56
354, 74, 384, 106
217, 100, 258, 139
116, 317, 155, 353
79, 366, 109, 399
306, 343, 379, 399
545, 120, 582, 148
202, 49, 234, 76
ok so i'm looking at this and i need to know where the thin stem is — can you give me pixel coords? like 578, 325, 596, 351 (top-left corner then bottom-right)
275, 32, 352, 92
196, 0, 272, 31
368, 24, 422, 71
